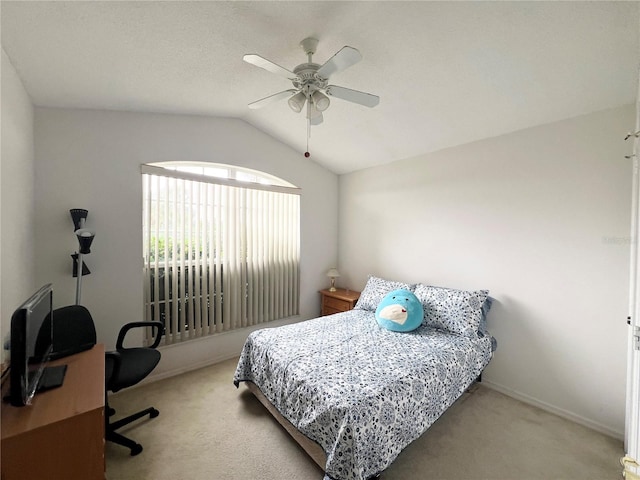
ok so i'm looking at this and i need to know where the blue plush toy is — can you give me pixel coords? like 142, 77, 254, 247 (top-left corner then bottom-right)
375, 289, 423, 332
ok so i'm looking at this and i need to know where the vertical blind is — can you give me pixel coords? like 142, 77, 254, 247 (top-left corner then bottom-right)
141, 164, 300, 345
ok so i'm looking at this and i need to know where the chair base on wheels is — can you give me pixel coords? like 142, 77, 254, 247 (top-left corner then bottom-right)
106, 402, 160, 456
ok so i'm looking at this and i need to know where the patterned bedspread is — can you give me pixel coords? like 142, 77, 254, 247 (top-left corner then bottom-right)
233, 309, 494, 480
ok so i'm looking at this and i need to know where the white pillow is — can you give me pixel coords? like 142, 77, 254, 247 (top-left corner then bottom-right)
414, 284, 489, 338
354, 275, 414, 312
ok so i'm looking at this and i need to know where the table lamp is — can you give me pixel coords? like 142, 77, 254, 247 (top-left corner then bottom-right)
326, 268, 340, 292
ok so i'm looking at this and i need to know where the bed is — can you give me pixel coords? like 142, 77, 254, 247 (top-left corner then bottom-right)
233, 276, 496, 480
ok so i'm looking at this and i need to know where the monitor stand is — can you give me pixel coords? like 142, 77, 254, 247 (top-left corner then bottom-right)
36, 365, 67, 392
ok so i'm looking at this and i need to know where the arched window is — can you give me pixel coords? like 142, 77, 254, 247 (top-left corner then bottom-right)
141, 162, 300, 344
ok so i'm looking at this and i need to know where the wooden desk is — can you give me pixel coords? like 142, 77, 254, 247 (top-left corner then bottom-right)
1, 344, 105, 480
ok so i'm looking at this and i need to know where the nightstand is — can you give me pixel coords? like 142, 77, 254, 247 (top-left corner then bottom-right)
320, 288, 361, 316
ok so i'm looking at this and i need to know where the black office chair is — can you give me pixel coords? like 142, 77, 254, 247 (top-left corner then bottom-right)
105, 319, 163, 455
50, 305, 164, 456
38, 305, 97, 360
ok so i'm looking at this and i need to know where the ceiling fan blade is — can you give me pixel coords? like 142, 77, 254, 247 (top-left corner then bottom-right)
248, 89, 297, 109
325, 85, 380, 108
317, 46, 362, 79
243, 54, 296, 79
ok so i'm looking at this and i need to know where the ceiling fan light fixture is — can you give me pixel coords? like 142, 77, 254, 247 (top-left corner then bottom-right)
307, 101, 322, 118
311, 90, 330, 112
288, 91, 307, 113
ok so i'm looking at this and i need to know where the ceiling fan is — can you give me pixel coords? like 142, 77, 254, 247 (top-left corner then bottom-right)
243, 37, 380, 130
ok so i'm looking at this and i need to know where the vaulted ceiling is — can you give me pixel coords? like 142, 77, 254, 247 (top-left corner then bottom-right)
2, 1, 638, 174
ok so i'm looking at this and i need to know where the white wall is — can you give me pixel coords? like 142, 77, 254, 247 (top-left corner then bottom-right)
1, 49, 35, 359
338, 105, 634, 438
33, 108, 338, 377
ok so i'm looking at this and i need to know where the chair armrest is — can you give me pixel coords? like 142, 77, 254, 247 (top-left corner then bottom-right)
116, 321, 164, 350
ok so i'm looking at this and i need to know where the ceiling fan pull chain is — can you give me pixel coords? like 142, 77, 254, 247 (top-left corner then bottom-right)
305, 108, 311, 157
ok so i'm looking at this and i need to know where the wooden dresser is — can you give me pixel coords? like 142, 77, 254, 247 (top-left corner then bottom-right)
320, 288, 361, 316
1, 345, 106, 480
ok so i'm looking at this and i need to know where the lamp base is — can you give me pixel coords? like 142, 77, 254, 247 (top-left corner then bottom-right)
329, 286, 337, 292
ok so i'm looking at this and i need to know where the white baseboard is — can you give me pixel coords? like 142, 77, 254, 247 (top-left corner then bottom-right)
147, 352, 239, 383
482, 379, 624, 440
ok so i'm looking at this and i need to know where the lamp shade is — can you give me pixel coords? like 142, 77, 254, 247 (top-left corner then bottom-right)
326, 268, 340, 278
311, 90, 330, 111
306, 103, 323, 120
288, 91, 307, 113
70, 208, 88, 231
76, 229, 95, 254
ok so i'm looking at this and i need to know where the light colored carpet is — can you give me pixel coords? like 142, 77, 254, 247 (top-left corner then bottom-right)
105, 357, 623, 480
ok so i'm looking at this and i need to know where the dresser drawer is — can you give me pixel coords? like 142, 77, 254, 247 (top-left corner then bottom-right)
322, 306, 343, 316
323, 296, 350, 312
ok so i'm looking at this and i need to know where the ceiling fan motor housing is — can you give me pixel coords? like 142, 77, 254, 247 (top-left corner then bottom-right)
292, 64, 328, 91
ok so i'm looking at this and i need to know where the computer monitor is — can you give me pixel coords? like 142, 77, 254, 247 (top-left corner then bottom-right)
9, 284, 66, 407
